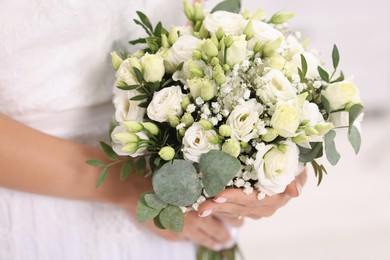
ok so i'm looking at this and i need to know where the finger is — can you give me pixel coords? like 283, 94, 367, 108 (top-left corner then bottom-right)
213, 188, 259, 206
285, 168, 308, 198
214, 214, 244, 227
196, 216, 232, 244
198, 199, 247, 218
184, 228, 220, 250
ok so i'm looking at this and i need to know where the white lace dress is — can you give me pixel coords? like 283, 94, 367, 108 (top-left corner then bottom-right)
0, 0, 196, 259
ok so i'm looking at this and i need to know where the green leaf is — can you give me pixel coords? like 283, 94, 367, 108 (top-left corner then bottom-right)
133, 67, 144, 82
152, 160, 202, 206
348, 126, 361, 154
86, 159, 106, 168
120, 160, 133, 180
133, 19, 153, 36
96, 167, 109, 188
348, 104, 364, 134
135, 157, 146, 176
324, 130, 341, 166
317, 66, 330, 82
301, 54, 308, 78
153, 216, 166, 230
117, 85, 141, 91
136, 11, 153, 32
145, 193, 168, 210
332, 44, 340, 69
137, 102, 149, 108
136, 193, 161, 222
298, 142, 323, 163
200, 150, 241, 197
154, 22, 163, 36
159, 205, 184, 233
211, 0, 241, 14
330, 71, 345, 83
311, 160, 327, 186
130, 94, 148, 101
321, 95, 331, 115
129, 38, 147, 45
100, 141, 118, 161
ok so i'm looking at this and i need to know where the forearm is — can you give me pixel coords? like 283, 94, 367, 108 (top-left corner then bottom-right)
0, 113, 150, 211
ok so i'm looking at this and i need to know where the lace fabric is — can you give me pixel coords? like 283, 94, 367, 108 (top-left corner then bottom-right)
0, 0, 195, 259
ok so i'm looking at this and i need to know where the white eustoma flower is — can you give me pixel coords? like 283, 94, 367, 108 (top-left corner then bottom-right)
253, 141, 299, 196
203, 11, 245, 35
182, 122, 220, 163
227, 99, 263, 142
271, 100, 300, 138
115, 59, 139, 86
257, 69, 296, 104
291, 51, 320, 79
147, 86, 183, 122
322, 80, 361, 111
247, 20, 283, 48
164, 35, 201, 73
112, 88, 146, 123
111, 125, 148, 157
226, 35, 248, 67
300, 100, 324, 126
140, 53, 165, 83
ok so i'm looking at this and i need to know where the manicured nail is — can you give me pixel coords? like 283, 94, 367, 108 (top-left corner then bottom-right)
214, 197, 227, 203
213, 244, 223, 251
199, 209, 212, 217
296, 183, 302, 196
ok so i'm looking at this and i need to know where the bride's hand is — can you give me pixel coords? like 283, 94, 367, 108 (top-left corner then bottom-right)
198, 169, 307, 220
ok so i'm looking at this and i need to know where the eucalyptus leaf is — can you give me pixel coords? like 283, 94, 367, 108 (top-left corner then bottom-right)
298, 142, 323, 163
159, 205, 184, 233
332, 44, 340, 69
100, 141, 118, 161
324, 130, 341, 166
135, 157, 146, 176
136, 194, 161, 222
153, 216, 166, 230
200, 150, 240, 197
144, 193, 168, 210
95, 167, 109, 188
317, 66, 330, 82
348, 126, 361, 154
120, 160, 133, 180
321, 95, 331, 115
86, 160, 106, 168
211, 0, 241, 14
348, 104, 364, 134
152, 160, 202, 207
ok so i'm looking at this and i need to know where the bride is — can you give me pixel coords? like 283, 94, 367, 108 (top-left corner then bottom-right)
0, 0, 306, 259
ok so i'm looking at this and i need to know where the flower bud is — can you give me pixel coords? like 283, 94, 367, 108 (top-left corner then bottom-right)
193, 49, 202, 60
129, 57, 143, 74
304, 125, 319, 136
277, 143, 287, 153
178, 128, 186, 136
212, 64, 223, 78
113, 132, 139, 144
215, 73, 226, 85
270, 12, 295, 24
242, 8, 250, 20
161, 34, 170, 48
194, 2, 205, 21
261, 128, 278, 142
158, 146, 175, 161
208, 135, 219, 145
200, 82, 215, 101
250, 6, 266, 20
223, 64, 230, 71
222, 139, 241, 157
181, 95, 191, 110
203, 39, 219, 58
211, 34, 219, 49
183, 0, 194, 20
189, 61, 205, 78
243, 21, 254, 40
168, 115, 180, 127
198, 24, 209, 39
169, 26, 179, 45
181, 113, 194, 126
210, 57, 220, 66
224, 35, 234, 48
216, 27, 224, 40
140, 54, 165, 83
241, 142, 249, 149
314, 122, 334, 135
123, 121, 143, 133
142, 122, 159, 135
199, 120, 213, 130
122, 143, 139, 154
110, 52, 123, 71
292, 133, 309, 144
219, 125, 232, 137
253, 41, 262, 53
263, 38, 283, 57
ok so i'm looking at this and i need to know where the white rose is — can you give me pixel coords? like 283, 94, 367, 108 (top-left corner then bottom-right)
147, 85, 183, 122
271, 100, 300, 138
322, 80, 361, 111
115, 59, 139, 86
112, 88, 146, 123
111, 125, 148, 157
227, 99, 263, 142
291, 51, 320, 79
226, 35, 248, 67
247, 20, 284, 48
164, 35, 202, 73
140, 53, 165, 83
203, 11, 245, 35
182, 122, 220, 163
254, 141, 299, 196
300, 100, 324, 126
257, 69, 297, 104
280, 35, 304, 60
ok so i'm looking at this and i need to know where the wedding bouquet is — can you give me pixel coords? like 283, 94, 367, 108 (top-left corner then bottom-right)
88, 0, 364, 258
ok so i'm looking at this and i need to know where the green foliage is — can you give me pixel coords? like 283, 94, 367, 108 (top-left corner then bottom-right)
348, 104, 364, 134
332, 44, 340, 69
311, 160, 327, 186
159, 205, 184, 233
200, 150, 241, 197
144, 193, 168, 210
321, 95, 331, 116
86, 160, 107, 167
152, 160, 202, 206
96, 167, 109, 188
136, 193, 161, 222
317, 66, 330, 82
100, 141, 118, 161
298, 142, 323, 163
120, 160, 133, 180
211, 0, 241, 14
324, 130, 341, 166
135, 157, 147, 176
348, 126, 362, 154
153, 216, 166, 230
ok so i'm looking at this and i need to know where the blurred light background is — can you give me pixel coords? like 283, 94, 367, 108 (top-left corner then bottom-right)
203, 1, 390, 259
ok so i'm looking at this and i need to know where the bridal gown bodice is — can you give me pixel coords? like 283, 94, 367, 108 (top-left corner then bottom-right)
0, 0, 195, 259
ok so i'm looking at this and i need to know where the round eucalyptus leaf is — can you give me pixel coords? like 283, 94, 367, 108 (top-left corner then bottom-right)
199, 150, 241, 197
144, 193, 168, 210
136, 193, 161, 222
152, 160, 202, 207
159, 205, 184, 233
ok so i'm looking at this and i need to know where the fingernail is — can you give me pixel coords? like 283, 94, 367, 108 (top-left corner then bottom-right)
199, 209, 212, 217
213, 243, 223, 251
296, 183, 302, 196
214, 197, 227, 203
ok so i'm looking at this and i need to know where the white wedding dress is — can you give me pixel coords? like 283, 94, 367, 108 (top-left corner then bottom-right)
0, 0, 196, 259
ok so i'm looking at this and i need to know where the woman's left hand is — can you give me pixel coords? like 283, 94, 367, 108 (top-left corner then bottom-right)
198, 169, 307, 224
